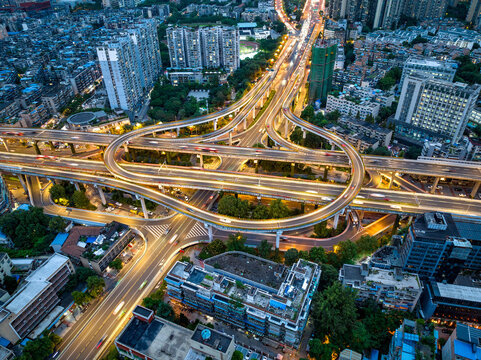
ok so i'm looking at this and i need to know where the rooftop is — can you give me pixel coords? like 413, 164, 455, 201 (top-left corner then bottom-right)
25, 253, 69, 283
5, 281, 50, 314
435, 282, 481, 303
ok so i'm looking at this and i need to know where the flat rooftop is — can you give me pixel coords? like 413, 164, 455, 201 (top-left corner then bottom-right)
25, 253, 69, 283
435, 283, 481, 303
205, 252, 287, 290
366, 269, 420, 290
191, 325, 232, 353
5, 280, 50, 314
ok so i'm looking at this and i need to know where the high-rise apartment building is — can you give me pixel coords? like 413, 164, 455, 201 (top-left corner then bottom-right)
373, 0, 405, 29
166, 26, 239, 72
467, 0, 481, 24
309, 40, 337, 104
399, 212, 481, 282
399, 57, 457, 90
402, 0, 448, 20
394, 75, 480, 143
97, 20, 161, 113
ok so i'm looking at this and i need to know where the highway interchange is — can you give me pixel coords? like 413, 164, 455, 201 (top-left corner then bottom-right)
1, 0, 480, 358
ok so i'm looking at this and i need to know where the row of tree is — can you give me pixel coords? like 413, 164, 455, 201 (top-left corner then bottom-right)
50, 182, 95, 210
72, 276, 106, 306
218, 195, 294, 219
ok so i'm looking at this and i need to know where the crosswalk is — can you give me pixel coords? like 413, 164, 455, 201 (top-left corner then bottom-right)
186, 222, 208, 239
144, 224, 170, 239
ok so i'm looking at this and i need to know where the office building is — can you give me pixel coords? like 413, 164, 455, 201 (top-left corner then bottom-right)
309, 40, 337, 104
394, 75, 480, 144
97, 20, 161, 114
399, 57, 457, 90
400, 212, 481, 282
165, 252, 320, 346
339, 263, 421, 311
166, 26, 239, 72
420, 281, 481, 322
115, 306, 235, 360
0, 254, 74, 343
442, 323, 481, 360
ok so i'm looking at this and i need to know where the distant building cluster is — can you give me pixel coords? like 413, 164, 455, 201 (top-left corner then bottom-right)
166, 26, 240, 73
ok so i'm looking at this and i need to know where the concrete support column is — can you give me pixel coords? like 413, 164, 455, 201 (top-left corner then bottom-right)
213, 119, 218, 131
290, 163, 295, 177
284, 119, 289, 137
69, 143, 76, 154
229, 132, 233, 146
176, 127, 180, 137
275, 230, 282, 249
123, 144, 129, 153
243, 117, 247, 130
25, 176, 34, 206
96, 185, 106, 206
198, 154, 203, 168
471, 181, 481, 198
302, 129, 307, 139
33, 141, 41, 155
73, 182, 80, 191
358, 210, 364, 220
17, 174, 28, 193
388, 172, 395, 189
139, 197, 149, 219
333, 213, 340, 229
430, 176, 440, 194
207, 225, 213, 242
0, 138, 9, 152
331, 142, 335, 150
251, 108, 255, 120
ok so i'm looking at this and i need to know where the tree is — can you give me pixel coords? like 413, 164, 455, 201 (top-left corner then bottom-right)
109, 258, 123, 271
365, 114, 375, 124
309, 338, 334, 360
309, 247, 326, 263
325, 110, 341, 122
72, 291, 90, 306
301, 105, 315, 122
49, 184, 67, 203
356, 235, 379, 254
199, 239, 227, 259
87, 276, 105, 298
0, 207, 50, 249
3, 275, 18, 294
231, 350, 244, 360
226, 233, 247, 251
336, 240, 358, 265
319, 264, 338, 292
404, 145, 422, 159
257, 239, 272, 258
311, 282, 358, 350
142, 297, 162, 311
284, 248, 299, 266
49, 216, 66, 233
269, 199, 290, 219
19, 331, 62, 360
217, 195, 249, 218
252, 204, 270, 219
72, 190, 91, 209
157, 302, 175, 321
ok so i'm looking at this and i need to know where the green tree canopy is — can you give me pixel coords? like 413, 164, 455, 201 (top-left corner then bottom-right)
72, 291, 91, 306
49, 216, 66, 233
269, 199, 290, 219
284, 248, 299, 266
87, 276, 105, 298
109, 258, 123, 271
257, 239, 272, 258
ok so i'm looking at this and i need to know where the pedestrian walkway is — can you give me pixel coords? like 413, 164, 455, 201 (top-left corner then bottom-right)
144, 224, 169, 239
186, 222, 208, 239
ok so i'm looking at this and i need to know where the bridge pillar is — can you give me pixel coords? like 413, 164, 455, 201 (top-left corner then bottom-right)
95, 185, 106, 206
17, 174, 28, 194
33, 141, 41, 155
471, 181, 481, 198
176, 127, 180, 137
243, 117, 247, 130
25, 176, 34, 206
330, 142, 335, 150
430, 176, 440, 194
302, 129, 307, 139
284, 118, 289, 137
73, 182, 80, 191
213, 119, 218, 131
207, 224, 213, 242
158, 184, 164, 193
251, 108, 256, 120
69, 143, 76, 154
275, 230, 282, 249
198, 154, 203, 168
388, 172, 395, 189
290, 163, 295, 177
137, 196, 149, 219
123, 144, 129, 153
0, 138, 9, 152
229, 131, 233, 146
332, 213, 340, 229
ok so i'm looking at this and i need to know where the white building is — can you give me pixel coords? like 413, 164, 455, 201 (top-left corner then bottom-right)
326, 93, 380, 120
97, 20, 161, 113
399, 56, 457, 90
394, 74, 480, 143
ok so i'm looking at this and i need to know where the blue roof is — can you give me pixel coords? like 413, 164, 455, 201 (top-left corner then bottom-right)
85, 236, 97, 244
0, 337, 10, 347
370, 349, 379, 360
15, 204, 31, 211
51, 233, 69, 247
454, 340, 481, 360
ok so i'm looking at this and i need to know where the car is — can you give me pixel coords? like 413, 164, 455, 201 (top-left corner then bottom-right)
113, 301, 125, 316
139, 280, 148, 290
96, 337, 105, 349
2, 131, 23, 136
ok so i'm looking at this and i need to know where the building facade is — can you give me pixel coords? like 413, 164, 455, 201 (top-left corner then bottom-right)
309, 40, 337, 104
400, 212, 481, 282
399, 57, 457, 90
326, 93, 380, 120
442, 323, 481, 360
97, 20, 161, 113
165, 253, 320, 346
394, 75, 480, 144
0, 254, 74, 343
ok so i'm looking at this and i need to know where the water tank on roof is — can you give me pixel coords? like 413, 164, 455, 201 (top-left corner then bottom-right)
201, 329, 211, 340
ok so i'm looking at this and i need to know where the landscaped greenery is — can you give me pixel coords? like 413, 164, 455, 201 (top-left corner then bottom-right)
376, 67, 402, 91
455, 55, 481, 84
217, 194, 296, 219
72, 275, 106, 306
49, 182, 96, 210
18, 330, 62, 360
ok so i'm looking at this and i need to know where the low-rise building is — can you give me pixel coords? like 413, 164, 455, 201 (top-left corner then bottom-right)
115, 305, 235, 360
337, 116, 393, 147
339, 263, 421, 311
0, 254, 74, 343
442, 323, 481, 360
325, 123, 380, 152
0, 254, 12, 284
59, 222, 132, 274
165, 252, 320, 346
326, 93, 380, 120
